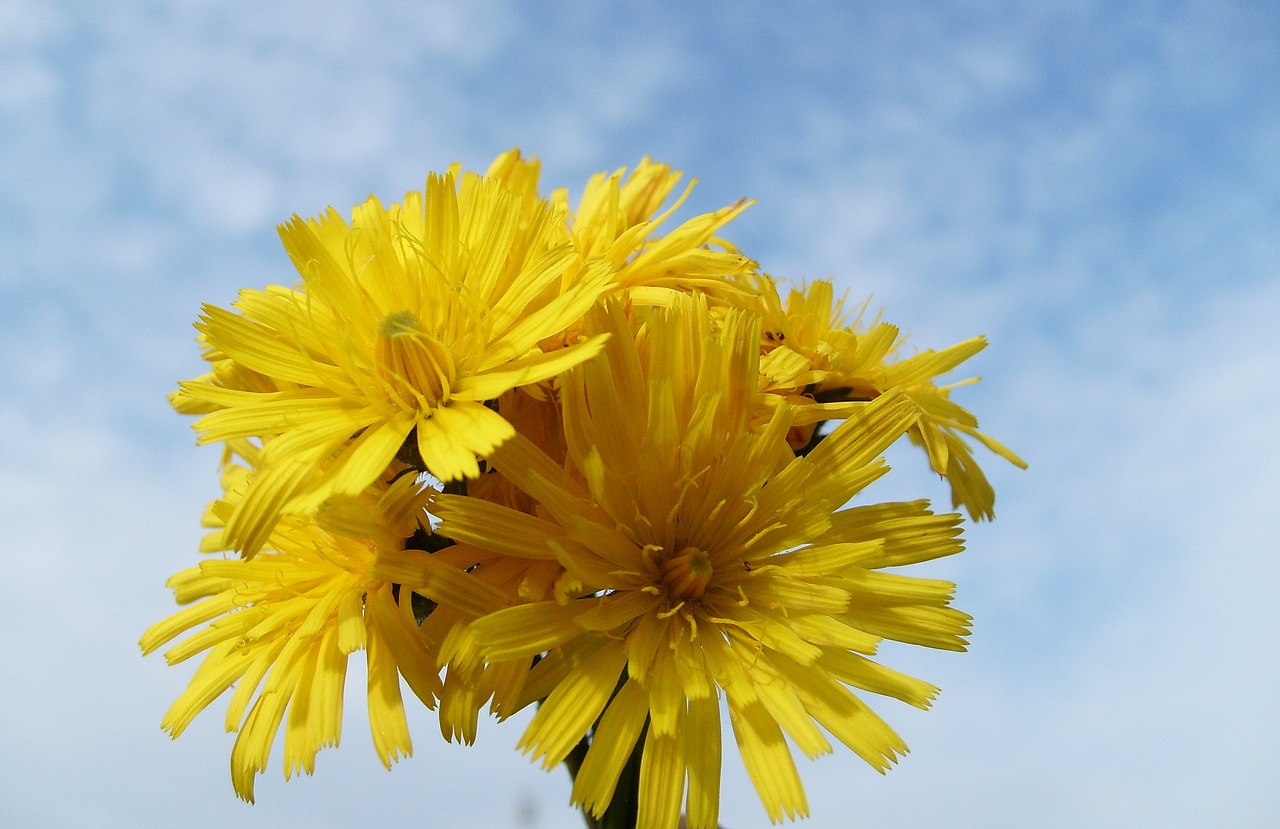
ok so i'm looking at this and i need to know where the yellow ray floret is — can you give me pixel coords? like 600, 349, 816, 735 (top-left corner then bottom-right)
553, 156, 758, 299
150, 151, 1022, 824
750, 274, 1027, 520
140, 461, 441, 802
421, 295, 970, 828
172, 162, 614, 555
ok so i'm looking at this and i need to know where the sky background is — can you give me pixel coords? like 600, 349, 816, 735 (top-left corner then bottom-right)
2, 1, 1278, 827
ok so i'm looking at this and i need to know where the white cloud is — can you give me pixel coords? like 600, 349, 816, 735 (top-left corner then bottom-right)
3, 1, 1278, 826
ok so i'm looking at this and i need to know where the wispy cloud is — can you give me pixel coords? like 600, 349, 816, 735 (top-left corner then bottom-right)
2, 2, 1277, 826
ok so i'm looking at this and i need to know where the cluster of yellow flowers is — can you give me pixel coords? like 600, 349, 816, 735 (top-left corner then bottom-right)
142, 150, 1023, 826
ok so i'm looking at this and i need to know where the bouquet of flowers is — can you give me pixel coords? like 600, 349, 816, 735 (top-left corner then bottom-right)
141, 150, 1023, 828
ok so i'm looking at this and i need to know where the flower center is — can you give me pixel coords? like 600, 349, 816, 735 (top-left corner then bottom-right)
660, 546, 713, 602
374, 310, 455, 409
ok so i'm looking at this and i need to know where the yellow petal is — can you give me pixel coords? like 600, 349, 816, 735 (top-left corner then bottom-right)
457, 333, 610, 400
573, 589, 663, 632
366, 626, 412, 769
746, 659, 832, 760
683, 694, 722, 829
571, 679, 649, 817
470, 601, 583, 662
432, 492, 564, 560
519, 641, 627, 768
372, 548, 508, 619
637, 727, 685, 829
816, 648, 939, 709
365, 586, 441, 708
415, 412, 482, 482
727, 699, 809, 823
784, 668, 907, 773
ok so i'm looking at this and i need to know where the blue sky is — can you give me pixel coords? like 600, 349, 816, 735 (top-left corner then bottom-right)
2, 1, 1278, 826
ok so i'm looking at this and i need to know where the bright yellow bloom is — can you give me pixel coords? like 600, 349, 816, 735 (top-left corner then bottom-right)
467, 149, 758, 302
368, 387, 580, 744
374, 526, 568, 746
172, 163, 614, 555
553, 157, 758, 300
407, 296, 970, 828
752, 275, 1027, 520
140, 451, 441, 802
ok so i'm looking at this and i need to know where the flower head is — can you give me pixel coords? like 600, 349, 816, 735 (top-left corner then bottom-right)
410, 296, 970, 828
752, 275, 1027, 519
140, 448, 441, 802
554, 156, 758, 300
173, 159, 613, 555
148, 150, 1024, 822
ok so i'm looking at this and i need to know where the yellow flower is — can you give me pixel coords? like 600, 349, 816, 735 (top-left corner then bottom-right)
753, 275, 1027, 520
553, 156, 758, 300
369, 385, 580, 744
172, 162, 614, 555
406, 296, 970, 828
140, 452, 441, 802
378, 532, 568, 746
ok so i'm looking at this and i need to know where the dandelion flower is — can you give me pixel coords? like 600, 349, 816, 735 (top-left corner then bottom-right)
753, 275, 1026, 520
554, 157, 757, 300
140, 454, 441, 802
413, 296, 970, 828
173, 163, 613, 555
